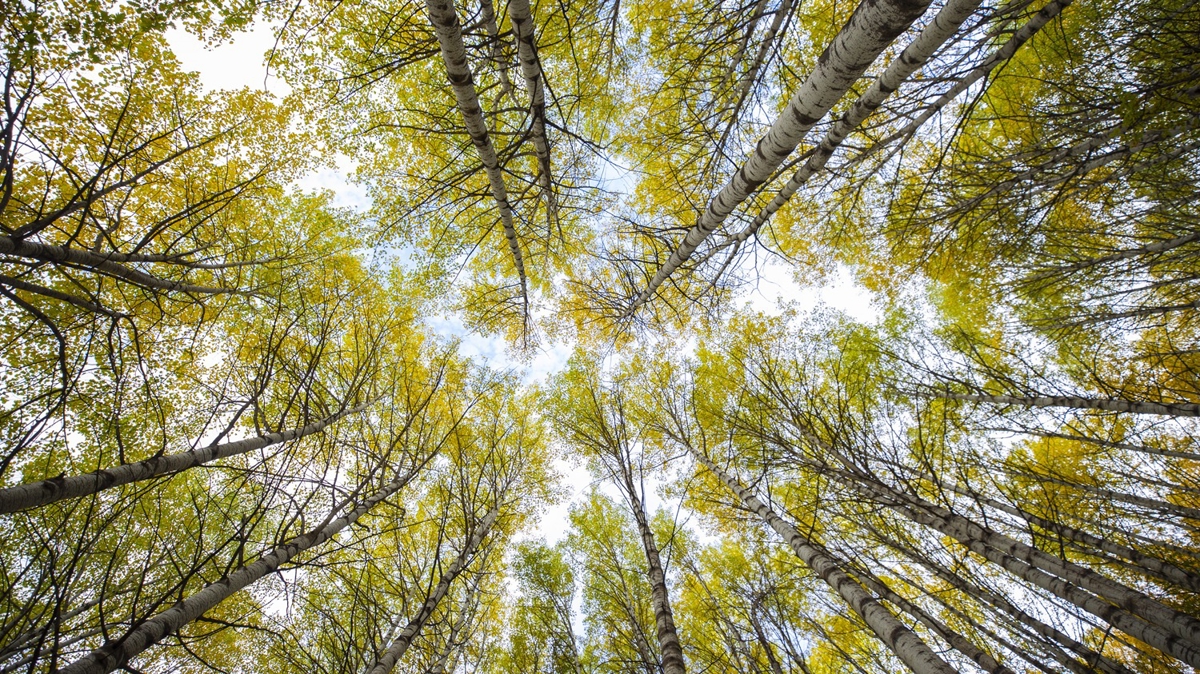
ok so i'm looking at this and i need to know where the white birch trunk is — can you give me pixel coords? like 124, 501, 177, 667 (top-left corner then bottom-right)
850, 0, 1073, 169
853, 563, 1014, 674
480, 0, 514, 102
716, 0, 796, 150
624, 481, 686, 674
507, 0, 558, 232
687, 448, 958, 674
941, 391, 1200, 418
364, 506, 499, 674
733, 0, 982, 244
0, 404, 367, 514
863, 482, 1200, 660
937, 478, 1200, 592
624, 0, 934, 315
1027, 231, 1200, 282
58, 468, 421, 674
425, 0, 529, 317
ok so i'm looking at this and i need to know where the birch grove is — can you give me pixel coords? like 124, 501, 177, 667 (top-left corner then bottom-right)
3, 0, 1199, 672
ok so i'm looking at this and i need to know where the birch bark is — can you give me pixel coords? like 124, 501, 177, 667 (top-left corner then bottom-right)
58, 465, 424, 674
0, 404, 368, 513
685, 446, 958, 674
425, 0, 530, 318
727, 0, 983, 250
624, 0, 933, 315
507, 0, 558, 232
364, 506, 500, 674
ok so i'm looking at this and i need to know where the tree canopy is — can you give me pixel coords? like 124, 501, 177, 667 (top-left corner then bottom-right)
2, 0, 1200, 672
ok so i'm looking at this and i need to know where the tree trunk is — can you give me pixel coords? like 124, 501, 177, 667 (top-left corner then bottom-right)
480, 0, 514, 102
850, 558, 1015, 674
853, 0, 1073, 169
58, 466, 424, 674
623, 479, 687, 674
365, 506, 499, 674
506, 0, 558, 234
854, 481, 1200, 666
935, 477, 1200, 592
624, 0, 934, 315
739, 0, 982, 239
425, 0, 529, 318
940, 391, 1200, 418
0, 404, 367, 513
686, 446, 958, 674
0, 235, 245, 296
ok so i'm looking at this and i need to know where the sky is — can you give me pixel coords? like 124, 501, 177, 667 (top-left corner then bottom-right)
165, 24, 879, 545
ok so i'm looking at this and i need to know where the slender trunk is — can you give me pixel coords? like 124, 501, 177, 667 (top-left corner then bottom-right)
506, 0, 558, 234
901, 558, 1124, 674
1004, 467, 1200, 522
365, 506, 499, 674
0, 235, 246, 296
849, 479, 1200, 665
940, 391, 1200, 418
58, 466, 423, 674
732, 0, 982, 244
850, 0, 1073, 170
850, 559, 1015, 674
425, 0, 529, 319
685, 447, 957, 674
0, 404, 367, 514
1069, 299, 1200, 326
898, 533, 1132, 674
715, 0, 771, 96
987, 426, 1200, 462
1026, 231, 1200, 282
624, 0, 933, 315
618, 468, 686, 674
480, 0, 514, 102
935, 478, 1200, 593
715, 0, 796, 152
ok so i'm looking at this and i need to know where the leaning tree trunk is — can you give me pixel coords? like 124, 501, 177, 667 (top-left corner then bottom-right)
0, 235, 244, 296
0, 404, 368, 513
846, 476, 1200, 667
996, 426, 1200, 462
507, 0, 558, 233
57, 464, 426, 674
624, 0, 934, 315
852, 0, 1073, 169
849, 557, 1015, 674
930, 476, 1200, 593
939, 391, 1200, 418
714, 0, 796, 152
365, 506, 499, 674
684, 445, 957, 674
425, 0, 529, 319
732, 0, 983, 243
479, 0, 514, 102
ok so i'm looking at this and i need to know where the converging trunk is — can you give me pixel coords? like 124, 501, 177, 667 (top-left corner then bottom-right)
624, 0, 934, 315
365, 506, 500, 674
0, 404, 368, 513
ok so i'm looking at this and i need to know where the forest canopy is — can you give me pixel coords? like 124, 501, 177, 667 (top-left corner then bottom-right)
2, 0, 1200, 672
